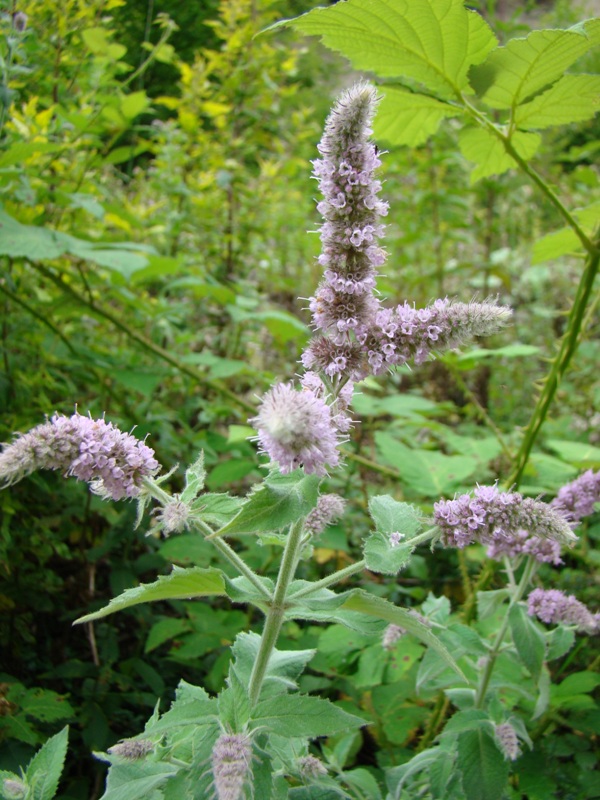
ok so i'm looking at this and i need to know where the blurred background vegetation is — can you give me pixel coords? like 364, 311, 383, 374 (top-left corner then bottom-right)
0, 0, 599, 797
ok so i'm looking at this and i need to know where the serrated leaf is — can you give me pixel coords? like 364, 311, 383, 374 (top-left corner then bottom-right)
230, 631, 315, 698
368, 495, 423, 537
99, 761, 178, 800
340, 591, 467, 680
515, 73, 600, 128
280, 0, 496, 97
374, 87, 458, 146
459, 126, 540, 182
457, 729, 508, 800
25, 726, 69, 800
180, 452, 206, 503
216, 469, 319, 536
251, 695, 364, 738
475, 28, 592, 109
363, 532, 415, 574
476, 589, 510, 621
74, 566, 227, 623
509, 603, 545, 681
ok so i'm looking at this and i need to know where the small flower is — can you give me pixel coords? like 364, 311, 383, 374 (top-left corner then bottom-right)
434, 484, 576, 550
252, 383, 342, 476
551, 469, 600, 526
389, 531, 405, 547
108, 738, 154, 760
211, 732, 253, 800
527, 588, 599, 634
297, 754, 328, 780
494, 723, 521, 761
304, 493, 345, 536
0, 413, 159, 500
486, 530, 563, 565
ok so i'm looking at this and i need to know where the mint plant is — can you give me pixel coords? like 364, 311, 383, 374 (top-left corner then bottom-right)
1, 2, 599, 799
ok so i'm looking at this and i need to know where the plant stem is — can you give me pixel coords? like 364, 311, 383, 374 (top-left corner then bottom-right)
248, 519, 305, 706
288, 559, 366, 600
474, 555, 536, 708
507, 238, 600, 487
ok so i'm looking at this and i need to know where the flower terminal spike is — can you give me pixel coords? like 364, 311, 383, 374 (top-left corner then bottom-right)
551, 468, 600, 526
304, 493, 345, 536
527, 588, 599, 634
0, 413, 159, 500
434, 484, 576, 550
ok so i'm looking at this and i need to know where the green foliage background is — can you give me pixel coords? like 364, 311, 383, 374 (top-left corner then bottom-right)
0, 0, 599, 797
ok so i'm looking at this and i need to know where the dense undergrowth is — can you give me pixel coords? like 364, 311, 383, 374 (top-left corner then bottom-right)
0, 0, 599, 798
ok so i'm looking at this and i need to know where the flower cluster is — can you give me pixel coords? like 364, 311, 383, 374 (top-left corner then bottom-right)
551, 468, 600, 526
0, 413, 159, 500
494, 723, 521, 761
108, 739, 154, 760
308, 82, 387, 340
304, 493, 345, 536
211, 732, 253, 800
527, 588, 599, 634
434, 484, 576, 551
297, 755, 328, 780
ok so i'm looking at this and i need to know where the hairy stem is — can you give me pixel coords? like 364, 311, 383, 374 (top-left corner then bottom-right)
248, 519, 305, 706
474, 555, 536, 708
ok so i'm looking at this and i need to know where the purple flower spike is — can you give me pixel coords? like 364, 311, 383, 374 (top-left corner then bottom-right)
527, 588, 599, 634
434, 484, 576, 550
551, 469, 600, 526
252, 383, 343, 476
307, 82, 386, 345
211, 732, 253, 800
0, 413, 159, 500
304, 493, 345, 536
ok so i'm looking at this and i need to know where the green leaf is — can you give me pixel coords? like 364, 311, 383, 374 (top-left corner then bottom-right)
458, 127, 540, 182
475, 28, 592, 109
281, 0, 496, 96
457, 729, 508, 800
25, 726, 69, 800
546, 438, 600, 468
515, 74, 600, 129
144, 618, 190, 653
229, 631, 315, 697
374, 433, 478, 497
364, 496, 423, 574
442, 709, 492, 736
508, 603, 545, 681
120, 91, 150, 120
18, 688, 74, 723
374, 88, 458, 147
143, 680, 218, 735
217, 469, 320, 536
74, 566, 227, 623
251, 695, 364, 738
180, 452, 206, 503
476, 589, 510, 621
532, 200, 600, 263
0, 141, 65, 168
456, 343, 540, 362
340, 591, 467, 680
99, 762, 178, 800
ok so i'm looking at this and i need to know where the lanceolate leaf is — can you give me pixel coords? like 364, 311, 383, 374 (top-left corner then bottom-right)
74, 566, 227, 623
458, 127, 540, 182
374, 88, 459, 146
279, 0, 497, 97
341, 591, 467, 680
475, 28, 593, 109
515, 74, 600, 129
26, 726, 69, 800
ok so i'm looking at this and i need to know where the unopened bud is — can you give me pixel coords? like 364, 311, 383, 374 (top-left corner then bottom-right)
297, 754, 327, 780
495, 723, 521, 761
108, 738, 154, 759
2, 778, 27, 799
12, 12, 27, 32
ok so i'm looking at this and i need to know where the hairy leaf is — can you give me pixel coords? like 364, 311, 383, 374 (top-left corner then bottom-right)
251, 695, 364, 737
457, 729, 508, 800
26, 726, 69, 800
74, 566, 227, 623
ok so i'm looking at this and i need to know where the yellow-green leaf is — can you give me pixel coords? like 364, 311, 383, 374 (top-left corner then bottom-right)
459, 127, 540, 182
374, 87, 459, 146
515, 74, 600, 128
